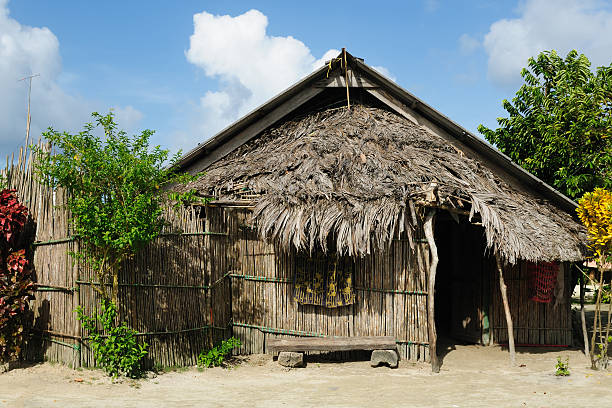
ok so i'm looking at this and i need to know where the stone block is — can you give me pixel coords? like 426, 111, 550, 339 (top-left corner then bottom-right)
370, 349, 398, 368
278, 351, 305, 368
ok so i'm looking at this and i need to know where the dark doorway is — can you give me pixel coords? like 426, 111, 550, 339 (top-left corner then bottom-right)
434, 213, 490, 344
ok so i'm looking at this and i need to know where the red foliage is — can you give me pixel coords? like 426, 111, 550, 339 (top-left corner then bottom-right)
0, 190, 28, 242
0, 190, 33, 362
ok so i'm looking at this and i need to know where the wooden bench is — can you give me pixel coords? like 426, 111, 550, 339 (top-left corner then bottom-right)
267, 336, 398, 368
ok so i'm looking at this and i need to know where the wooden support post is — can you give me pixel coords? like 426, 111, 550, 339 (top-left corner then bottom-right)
424, 209, 439, 373
495, 254, 515, 366
580, 272, 590, 356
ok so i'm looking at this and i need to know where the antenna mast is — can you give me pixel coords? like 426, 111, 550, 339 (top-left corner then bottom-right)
19, 74, 40, 150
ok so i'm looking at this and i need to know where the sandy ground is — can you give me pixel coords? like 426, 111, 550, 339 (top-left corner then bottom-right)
1, 345, 611, 408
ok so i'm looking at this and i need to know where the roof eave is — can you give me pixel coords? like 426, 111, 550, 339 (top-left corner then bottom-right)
174, 51, 578, 215
352, 58, 578, 213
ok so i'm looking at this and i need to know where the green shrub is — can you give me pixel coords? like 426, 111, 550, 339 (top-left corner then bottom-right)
76, 300, 148, 378
555, 356, 570, 376
34, 112, 199, 307
198, 337, 241, 368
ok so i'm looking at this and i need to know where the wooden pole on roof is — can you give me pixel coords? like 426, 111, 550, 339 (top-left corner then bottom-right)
495, 253, 516, 365
424, 208, 439, 373
342, 48, 350, 110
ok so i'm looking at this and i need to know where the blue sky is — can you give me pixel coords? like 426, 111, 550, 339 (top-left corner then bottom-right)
1, 0, 611, 160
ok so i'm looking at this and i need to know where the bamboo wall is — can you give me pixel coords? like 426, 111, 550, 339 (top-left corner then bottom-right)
223, 209, 431, 361
2, 146, 233, 368
1, 144, 573, 368
491, 261, 573, 346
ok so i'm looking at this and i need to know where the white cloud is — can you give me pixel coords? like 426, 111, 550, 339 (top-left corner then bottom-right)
458, 33, 480, 55
186, 10, 329, 116
0, 0, 143, 159
371, 65, 396, 82
424, 0, 440, 12
112, 105, 144, 133
184, 9, 389, 150
312, 49, 341, 71
483, 0, 612, 85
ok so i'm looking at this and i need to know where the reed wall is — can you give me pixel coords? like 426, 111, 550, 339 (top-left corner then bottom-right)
1, 145, 573, 368
223, 209, 431, 361
491, 262, 573, 346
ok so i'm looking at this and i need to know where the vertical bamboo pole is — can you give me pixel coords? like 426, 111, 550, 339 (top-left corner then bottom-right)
590, 263, 604, 369
579, 271, 590, 356
342, 48, 350, 110
495, 254, 515, 366
423, 209, 439, 373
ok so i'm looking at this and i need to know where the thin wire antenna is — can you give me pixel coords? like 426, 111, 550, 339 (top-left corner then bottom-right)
18, 74, 40, 161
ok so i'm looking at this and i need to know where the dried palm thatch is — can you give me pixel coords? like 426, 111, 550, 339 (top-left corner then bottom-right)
184, 104, 585, 263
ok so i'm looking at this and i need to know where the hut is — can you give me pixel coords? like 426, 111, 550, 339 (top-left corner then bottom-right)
175, 50, 585, 370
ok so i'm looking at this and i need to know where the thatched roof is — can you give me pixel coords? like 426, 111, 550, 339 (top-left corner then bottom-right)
184, 104, 585, 263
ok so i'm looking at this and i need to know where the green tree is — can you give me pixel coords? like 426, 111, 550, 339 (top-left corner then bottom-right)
33, 112, 192, 306
479, 50, 612, 200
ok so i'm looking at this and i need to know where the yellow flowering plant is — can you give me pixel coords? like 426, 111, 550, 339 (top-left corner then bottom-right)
577, 188, 612, 261
577, 188, 612, 369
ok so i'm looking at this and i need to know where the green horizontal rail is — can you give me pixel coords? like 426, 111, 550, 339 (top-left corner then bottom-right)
32, 334, 81, 350
395, 340, 430, 346
82, 325, 229, 340
228, 275, 426, 295
159, 231, 228, 237
355, 287, 428, 295
32, 231, 227, 247
75, 281, 211, 290
34, 286, 78, 293
229, 274, 292, 284
73, 274, 427, 295
32, 237, 76, 247
75, 271, 233, 291
232, 322, 326, 338
34, 283, 77, 292
47, 337, 81, 350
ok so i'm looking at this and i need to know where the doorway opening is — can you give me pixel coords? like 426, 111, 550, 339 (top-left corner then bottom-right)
434, 213, 491, 348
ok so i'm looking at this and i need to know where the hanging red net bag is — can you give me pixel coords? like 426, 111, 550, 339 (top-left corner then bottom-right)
527, 262, 559, 303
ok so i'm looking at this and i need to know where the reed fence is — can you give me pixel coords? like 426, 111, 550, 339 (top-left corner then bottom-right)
1, 142, 572, 369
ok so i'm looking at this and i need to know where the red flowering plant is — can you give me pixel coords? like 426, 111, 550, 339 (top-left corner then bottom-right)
0, 189, 33, 363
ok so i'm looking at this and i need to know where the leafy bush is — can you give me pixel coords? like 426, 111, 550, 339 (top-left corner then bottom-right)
555, 356, 570, 376
197, 337, 241, 368
33, 112, 198, 306
0, 189, 33, 363
76, 300, 148, 378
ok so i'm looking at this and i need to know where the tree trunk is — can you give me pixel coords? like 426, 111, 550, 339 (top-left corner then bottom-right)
496, 254, 515, 366
590, 267, 604, 369
580, 273, 589, 356
424, 209, 439, 373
